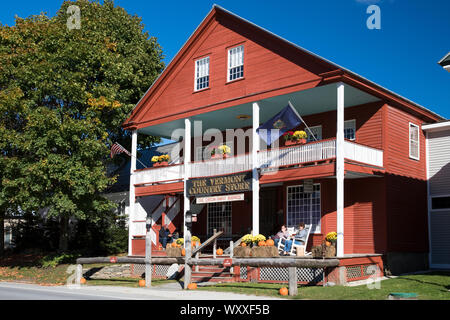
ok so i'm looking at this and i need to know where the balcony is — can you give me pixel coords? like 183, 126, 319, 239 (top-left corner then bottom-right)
133, 138, 383, 187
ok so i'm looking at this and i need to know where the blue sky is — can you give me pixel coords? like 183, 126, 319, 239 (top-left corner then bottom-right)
1, 0, 449, 119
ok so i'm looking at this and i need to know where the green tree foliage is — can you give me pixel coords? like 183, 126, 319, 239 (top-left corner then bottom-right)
0, 0, 164, 251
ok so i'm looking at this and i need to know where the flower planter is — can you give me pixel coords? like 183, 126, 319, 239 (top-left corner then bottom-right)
285, 139, 306, 146
211, 154, 230, 159
153, 161, 169, 167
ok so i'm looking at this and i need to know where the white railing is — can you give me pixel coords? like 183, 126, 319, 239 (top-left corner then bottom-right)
133, 164, 184, 185
343, 140, 383, 168
258, 139, 336, 169
133, 139, 383, 184
190, 153, 252, 178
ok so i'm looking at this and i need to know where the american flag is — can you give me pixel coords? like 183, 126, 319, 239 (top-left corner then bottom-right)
110, 142, 131, 158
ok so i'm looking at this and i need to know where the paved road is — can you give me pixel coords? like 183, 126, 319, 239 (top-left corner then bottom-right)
0, 281, 282, 300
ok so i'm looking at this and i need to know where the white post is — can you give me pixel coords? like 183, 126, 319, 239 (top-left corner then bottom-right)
183, 118, 192, 289
128, 130, 138, 255
252, 102, 260, 236
336, 83, 345, 257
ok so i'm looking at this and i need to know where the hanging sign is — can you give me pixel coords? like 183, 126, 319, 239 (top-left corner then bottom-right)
303, 179, 314, 193
196, 193, 245, 204
187, 172, 252, 197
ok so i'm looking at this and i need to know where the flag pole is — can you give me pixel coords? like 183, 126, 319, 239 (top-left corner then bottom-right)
288, 101, 318, 142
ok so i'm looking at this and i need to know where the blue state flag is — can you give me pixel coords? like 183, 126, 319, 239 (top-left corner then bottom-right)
256, 104, 302, 146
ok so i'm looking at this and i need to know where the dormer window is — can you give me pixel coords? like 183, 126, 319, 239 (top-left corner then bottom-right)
227, 45, 244, 81
195, 56, 210, 91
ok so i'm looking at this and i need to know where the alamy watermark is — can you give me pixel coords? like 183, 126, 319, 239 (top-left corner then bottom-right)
366, 5, 381, 30
67, 5, 81, 30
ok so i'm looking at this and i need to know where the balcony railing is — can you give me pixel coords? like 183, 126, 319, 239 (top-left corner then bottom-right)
133, 138, 383, 185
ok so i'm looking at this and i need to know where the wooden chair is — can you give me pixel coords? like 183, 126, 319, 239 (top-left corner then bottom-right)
277, 227, 297, 254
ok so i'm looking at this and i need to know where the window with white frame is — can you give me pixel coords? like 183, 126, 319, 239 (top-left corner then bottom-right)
409, 123, 420, 160
287, 184, 321, 233
227, 45, 244, 81
195, 56, 210, 91
306, 126, 322, 142
207, 202, 232, 236
344, 119, 356, 140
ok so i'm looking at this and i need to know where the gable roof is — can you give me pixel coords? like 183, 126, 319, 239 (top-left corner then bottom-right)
123, 5, 444, 130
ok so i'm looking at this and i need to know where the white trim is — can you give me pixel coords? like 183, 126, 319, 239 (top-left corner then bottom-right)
336, 82, 345, 257
227, 45, 244, 82
286, 184, 322, 234
252, 102, 260, 235
426, 129, 432, 268
422, 121, 450, 132
128, 130, 138, 255
344, 119, 356, 141
409, 122, 420, 160
194, 56, 210, 91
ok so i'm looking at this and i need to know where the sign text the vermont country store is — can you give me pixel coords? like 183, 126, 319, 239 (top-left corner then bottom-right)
186, 172, 252, 197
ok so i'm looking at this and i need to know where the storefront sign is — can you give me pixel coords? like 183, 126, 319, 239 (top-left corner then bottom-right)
196, 193, 245, 204
303, 179, 314, 193
187, 172, 252, 197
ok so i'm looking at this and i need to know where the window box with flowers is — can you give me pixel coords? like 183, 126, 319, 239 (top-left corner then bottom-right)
152, 154, 170, 167
283, 130, 307, 146
210, 144, 231, 159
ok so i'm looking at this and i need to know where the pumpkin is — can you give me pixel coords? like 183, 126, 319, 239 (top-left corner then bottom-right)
181, 248, 186, 256
241, 242, 247, 247
138, 279, 146, 287
279, 287, 289, 296
258, 240, 266, 247
177, 243, 181, 248
266, 239, 275, 246
216, 248, 223, 255
325, 241, 331, 247
187, 283, 197, 290
171, 242, 177, 248
80, 277, 86, 284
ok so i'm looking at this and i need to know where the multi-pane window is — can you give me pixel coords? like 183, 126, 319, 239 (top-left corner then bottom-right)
228, 45, 244, 81
287, 184, 321, 233
409, 123, 420, 160
207, 202, 232, 236
306, 126, 322, 142
344, 119, 356, 140
195, 56, 210, 91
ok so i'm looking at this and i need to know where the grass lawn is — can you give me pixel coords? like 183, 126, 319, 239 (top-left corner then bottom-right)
196, 271, 450, 300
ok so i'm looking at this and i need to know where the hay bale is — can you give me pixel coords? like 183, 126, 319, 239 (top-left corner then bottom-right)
166, 247, 182, 257
312, 245, 323, 258
233, 246, 252, 257
324, 245, 336, 258
250, 246, 279, 257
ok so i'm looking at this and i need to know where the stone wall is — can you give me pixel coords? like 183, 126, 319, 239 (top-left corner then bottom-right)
83, 264, 135, 279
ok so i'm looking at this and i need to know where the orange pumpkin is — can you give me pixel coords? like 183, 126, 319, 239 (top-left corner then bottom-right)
181, 248, 186, 256
80, 277, 86, 284
187, 283, 197, 290
138, 279, 146, 287
177, 243, 181, 248
258, 241, 266, 247
241, 242, 247, 247
279, 287, 289, 296
216, 248, 223, 255
266, 239, 275, 246
171, 242, 177, 248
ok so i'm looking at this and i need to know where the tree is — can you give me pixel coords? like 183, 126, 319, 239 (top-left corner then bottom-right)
0, 0, 164, 251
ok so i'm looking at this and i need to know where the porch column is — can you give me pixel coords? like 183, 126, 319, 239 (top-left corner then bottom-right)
183, 118, 192, 288
336, 82, 345, 257
128, 129, 138, 255
252, 102, 260, 235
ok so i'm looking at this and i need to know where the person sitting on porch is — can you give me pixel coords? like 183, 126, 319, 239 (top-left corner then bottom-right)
159, 224, 170, 249
284, 222, 307, 253
274, 225, 289, 248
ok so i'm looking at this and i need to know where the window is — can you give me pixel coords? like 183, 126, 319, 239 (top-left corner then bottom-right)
306, 126, 322, 142
287, 184, 321, 233
227, 45, 244, 81
195, 56, 209, 91
431, 196, 450, 210
344, 119, 356, 140
207, 202, 232, 236
409, 123, 420, 160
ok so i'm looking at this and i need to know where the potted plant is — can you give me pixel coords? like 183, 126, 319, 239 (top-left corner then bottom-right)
283, 130, 307, 146
325, 231, 337, 247
210, 144, 231, 159
152, 154, 170, 167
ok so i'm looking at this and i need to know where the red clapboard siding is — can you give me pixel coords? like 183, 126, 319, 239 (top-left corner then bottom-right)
385, 105, 427, 180
132, 14, 329, 127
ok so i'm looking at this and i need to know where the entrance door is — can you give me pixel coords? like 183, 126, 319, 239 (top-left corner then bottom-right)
259, 188, 279, 236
